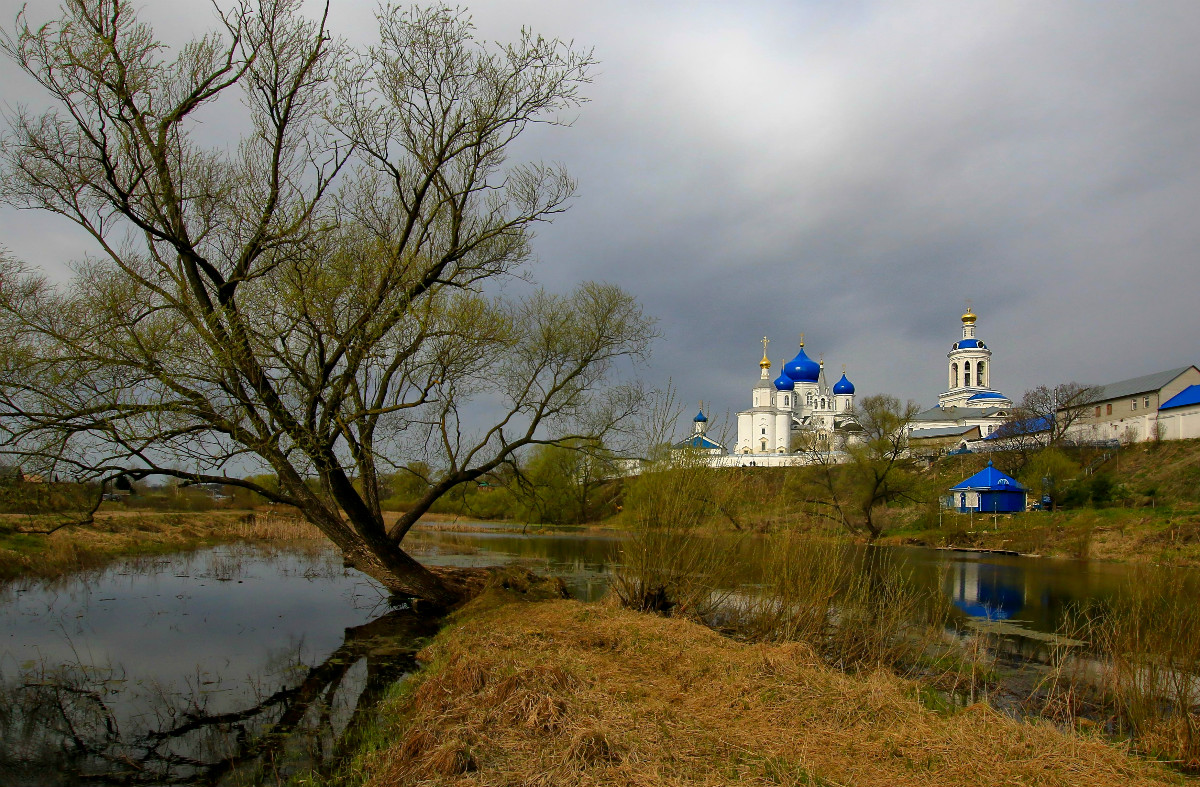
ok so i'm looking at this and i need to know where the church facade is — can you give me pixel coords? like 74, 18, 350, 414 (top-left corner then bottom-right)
734, 337, 859, 456
679, 337, 860, 467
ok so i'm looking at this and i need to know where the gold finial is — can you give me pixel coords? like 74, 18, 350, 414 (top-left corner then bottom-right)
799, 332, 805, 348
760, 336, 771, 369
819, 353, 824, 366
842, 364, 847, 374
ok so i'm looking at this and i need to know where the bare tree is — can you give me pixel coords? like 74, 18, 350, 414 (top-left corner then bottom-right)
794, 394, 924, 540
993, 382, 1101, 471
0, 1, 651, 603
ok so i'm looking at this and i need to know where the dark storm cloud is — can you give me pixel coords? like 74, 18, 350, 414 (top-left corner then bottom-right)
3, 0, 1198, 437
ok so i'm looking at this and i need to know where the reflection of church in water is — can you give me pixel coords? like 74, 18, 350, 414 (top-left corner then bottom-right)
947, 561, 1026, 621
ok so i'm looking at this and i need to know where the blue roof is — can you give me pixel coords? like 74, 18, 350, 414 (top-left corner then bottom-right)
968, 391, 1007, 401
1160, 385, 1200, 412
950, 461, 1026, 492
773, 370, 795, 391
675, 435, 723, 450
693, 409, 708, 422
784, 347, 820, 383
833, 373, 855, 395
986, 414, 1052, 440
952, 339, 987, 350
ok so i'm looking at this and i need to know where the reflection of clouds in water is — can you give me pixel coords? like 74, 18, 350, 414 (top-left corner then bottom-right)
0, 549, 439, 785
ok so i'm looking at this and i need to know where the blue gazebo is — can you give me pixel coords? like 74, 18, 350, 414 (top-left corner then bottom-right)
949, 461, 1027, 513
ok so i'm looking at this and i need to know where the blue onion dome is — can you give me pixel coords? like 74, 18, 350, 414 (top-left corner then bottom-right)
833, 373, 855, 395
773, 366, 795, 391
693, 409, 708, 423
784, 347, 820, 383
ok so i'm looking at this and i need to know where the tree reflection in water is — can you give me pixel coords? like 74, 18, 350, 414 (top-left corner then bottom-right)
0, 609, 439, 786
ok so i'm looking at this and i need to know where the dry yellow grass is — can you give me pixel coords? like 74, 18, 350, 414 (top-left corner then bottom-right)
356, 591, 1184, 787
0, 510, 324, 579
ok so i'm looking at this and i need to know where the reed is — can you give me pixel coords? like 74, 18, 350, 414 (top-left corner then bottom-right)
609, 453, 744, 618
735, 535, 953, 676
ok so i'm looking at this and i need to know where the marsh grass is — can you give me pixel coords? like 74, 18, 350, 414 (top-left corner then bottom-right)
0, 511, 326, 580
1038, 570, 1200, 769
331, 593, 1179, 787
730, 535, 956, 679
609, 454, 745, 618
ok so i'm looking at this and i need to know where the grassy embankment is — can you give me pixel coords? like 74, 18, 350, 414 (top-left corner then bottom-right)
0, 510, 324, 580
878, 439, 1200, 564
325, 582, 1182, 787
594, 438, 1200, 565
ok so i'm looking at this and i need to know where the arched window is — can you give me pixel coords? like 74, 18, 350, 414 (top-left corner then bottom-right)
977, 361, 986, 387
963, 361, 971, 386
820, 398, 826, 409
783, 395, 789, 407
806, 392, 813, 406
760, 438, 768, 452
844, 399, 851, 411
952, 363, 958, 388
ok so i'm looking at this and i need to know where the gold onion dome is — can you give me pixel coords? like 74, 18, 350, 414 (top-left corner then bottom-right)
961, 310, 977, 325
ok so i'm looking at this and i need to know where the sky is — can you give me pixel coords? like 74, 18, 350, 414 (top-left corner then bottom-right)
2, 0, 1199, 439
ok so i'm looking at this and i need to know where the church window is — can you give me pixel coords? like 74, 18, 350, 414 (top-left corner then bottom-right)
820, 398, 826, 409
761, 427, 766, 435
951, 363, 958, 388
977, 361, 986, 387
963, 361, 971, 385
784, 395, 789, 407
806, 392, 813, 406
760, 438, 768, 451
844, 399, 851, 411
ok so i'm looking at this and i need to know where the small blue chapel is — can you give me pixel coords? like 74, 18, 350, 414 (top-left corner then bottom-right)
948, 461, 1027, 513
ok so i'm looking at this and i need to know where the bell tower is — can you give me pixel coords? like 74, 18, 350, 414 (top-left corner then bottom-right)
938, 307, 1011, 409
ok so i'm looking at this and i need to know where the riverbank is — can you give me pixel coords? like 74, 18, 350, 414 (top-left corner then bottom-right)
879, 508, 1200, 565
0, 511, 322, 580
337, 586, 1181, 787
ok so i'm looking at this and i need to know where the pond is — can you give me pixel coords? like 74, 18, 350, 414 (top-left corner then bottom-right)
0, 527, 1193, 785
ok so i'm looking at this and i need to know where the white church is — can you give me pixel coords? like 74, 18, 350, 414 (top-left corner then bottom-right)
680, 309, 1015, 466
678, 336, 863, 467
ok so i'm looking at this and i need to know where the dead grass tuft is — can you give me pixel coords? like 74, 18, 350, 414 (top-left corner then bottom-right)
356, 597, 1182, 787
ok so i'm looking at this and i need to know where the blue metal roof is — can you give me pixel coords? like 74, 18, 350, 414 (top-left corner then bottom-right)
952, 339, 987, 350
1160, 385, 1200, 412
968, 391, 1007, 400
693, 409, 708, 422
773, 370, 795, 391
985, 414, 1052, 440
833, 373, 855, 395
674, 435, 723, 451
950, 461, 1026, 492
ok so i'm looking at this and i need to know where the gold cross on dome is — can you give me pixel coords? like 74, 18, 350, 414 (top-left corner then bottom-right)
799, 332, 805, 347
761, 336, 769, 354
